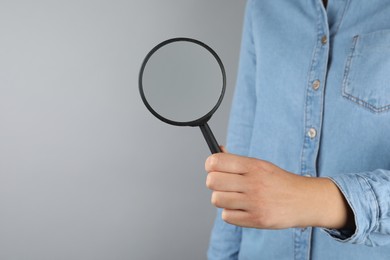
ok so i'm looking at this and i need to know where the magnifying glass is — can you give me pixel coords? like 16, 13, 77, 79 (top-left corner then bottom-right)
139, 37, 226, 154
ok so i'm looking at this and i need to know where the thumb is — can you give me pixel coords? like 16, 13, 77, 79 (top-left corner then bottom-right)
220, 145, 228, 153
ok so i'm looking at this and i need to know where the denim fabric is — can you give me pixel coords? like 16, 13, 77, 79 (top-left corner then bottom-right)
208, 0, 390, 259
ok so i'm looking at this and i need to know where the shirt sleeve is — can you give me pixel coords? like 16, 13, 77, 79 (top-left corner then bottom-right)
322, 169, 390, 247
207, 0, 256, 259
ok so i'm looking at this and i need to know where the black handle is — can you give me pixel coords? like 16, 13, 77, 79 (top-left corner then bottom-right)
199, 123, 221, 154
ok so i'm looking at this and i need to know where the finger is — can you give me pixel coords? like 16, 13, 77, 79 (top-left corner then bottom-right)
211, 191, 249, 210
206, 172, 246, 192
221, 209, 252, 227
205, 153, 253, 174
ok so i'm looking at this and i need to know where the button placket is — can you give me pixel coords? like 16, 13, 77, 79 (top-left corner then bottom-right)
295, 4, 330, 260
301, 32, 330, 177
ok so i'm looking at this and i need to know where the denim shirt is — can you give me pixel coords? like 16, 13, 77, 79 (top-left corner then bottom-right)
208, 0, 390, 259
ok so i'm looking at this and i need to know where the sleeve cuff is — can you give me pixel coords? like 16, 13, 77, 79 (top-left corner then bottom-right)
321, 174, 379, 245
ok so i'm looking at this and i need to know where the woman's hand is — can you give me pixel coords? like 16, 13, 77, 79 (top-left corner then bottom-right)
205, 152, 353, 230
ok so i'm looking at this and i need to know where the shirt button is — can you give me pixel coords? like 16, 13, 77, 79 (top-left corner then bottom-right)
303, 174, 312, 177
308, 128, 317, 139
321, 35, 328, 45
312, 80, 320, 91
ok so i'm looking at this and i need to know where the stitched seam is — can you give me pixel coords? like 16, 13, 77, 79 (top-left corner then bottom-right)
300, 3, 323, 176
341, 35, 358, 99
342, 94, 390, 113
242, 0, 257, 157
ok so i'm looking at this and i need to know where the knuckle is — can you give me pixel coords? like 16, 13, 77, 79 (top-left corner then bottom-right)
211, 192, 220, 206
204, 157, 210, 171
254, 215, 266, 227
253, 210, 272, 228
252, 158, 266, 170
205, 154, 219, 171
221, 210, 230, 223
206, 173, 216, 189
258, 160, 273, 172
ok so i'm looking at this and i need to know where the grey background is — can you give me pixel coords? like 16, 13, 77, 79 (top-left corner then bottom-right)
0, 1, 245, 259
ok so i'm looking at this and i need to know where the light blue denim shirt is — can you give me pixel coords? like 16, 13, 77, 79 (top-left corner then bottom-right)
208, 0, 390, 259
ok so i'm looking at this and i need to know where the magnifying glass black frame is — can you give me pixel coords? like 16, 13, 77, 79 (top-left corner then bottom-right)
139, 37, 226, 154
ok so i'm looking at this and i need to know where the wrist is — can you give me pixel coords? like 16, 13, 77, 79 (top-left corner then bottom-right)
305, 177, 353, 229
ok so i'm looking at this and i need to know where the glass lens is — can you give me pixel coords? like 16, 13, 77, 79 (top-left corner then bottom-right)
141, 40, 224, 123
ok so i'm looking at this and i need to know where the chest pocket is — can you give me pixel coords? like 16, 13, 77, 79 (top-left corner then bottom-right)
342, 30, 390, 113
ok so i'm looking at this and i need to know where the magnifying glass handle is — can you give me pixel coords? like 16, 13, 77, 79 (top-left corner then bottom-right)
199, 123, 221, 154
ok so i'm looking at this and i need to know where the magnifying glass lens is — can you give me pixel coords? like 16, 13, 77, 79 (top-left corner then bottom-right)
141, 41, 224, 123
139, 38, 226, 154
